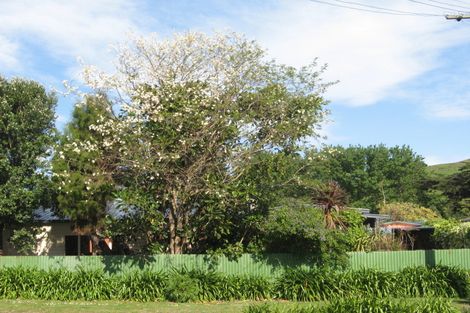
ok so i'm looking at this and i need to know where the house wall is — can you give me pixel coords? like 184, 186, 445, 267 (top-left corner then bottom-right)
1, 222, 75, 256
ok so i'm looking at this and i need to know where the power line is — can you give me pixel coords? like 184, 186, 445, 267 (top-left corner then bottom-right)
309, 0, 442, 16
426, 0, 470, 11
445, 0, 470, 5
408, 0, 468, 11
333, 0, 442, 16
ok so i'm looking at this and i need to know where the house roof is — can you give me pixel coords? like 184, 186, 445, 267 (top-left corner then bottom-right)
381, 221, 434, 231
363, 213, 391, 220
33, 200, 136, 222
354, 208, 391, 221
33, 208, 70, 222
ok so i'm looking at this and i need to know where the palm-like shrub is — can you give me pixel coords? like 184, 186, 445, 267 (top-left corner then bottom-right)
312, 181, 348, 229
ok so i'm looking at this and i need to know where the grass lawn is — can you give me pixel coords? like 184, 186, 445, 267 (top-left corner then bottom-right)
0, 299, 468, 313
0, 300, 308, 313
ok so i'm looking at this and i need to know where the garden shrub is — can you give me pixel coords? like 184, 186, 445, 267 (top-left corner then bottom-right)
430, 219, 470, 249
164, 271, 200, 302
0, 265, 467, 302
244, 297, 458, 313
275, 265, 468, 301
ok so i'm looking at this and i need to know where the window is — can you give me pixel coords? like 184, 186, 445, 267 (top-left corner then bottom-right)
65, 235, 92, 255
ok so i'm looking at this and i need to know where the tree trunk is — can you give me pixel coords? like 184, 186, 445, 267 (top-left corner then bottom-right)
169, 190, 184, 254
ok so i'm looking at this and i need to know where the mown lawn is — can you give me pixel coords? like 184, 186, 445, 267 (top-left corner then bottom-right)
0, 299, 468, 313
0, 300, 306, 313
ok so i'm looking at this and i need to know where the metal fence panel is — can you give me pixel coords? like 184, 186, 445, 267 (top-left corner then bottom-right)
0, 250, 469, 275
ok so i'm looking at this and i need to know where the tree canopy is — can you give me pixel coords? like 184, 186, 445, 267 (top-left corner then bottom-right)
70, 32, 331, 254
0, 77, 56, 252
305, 145, 427, 210
52, 96, 114, 230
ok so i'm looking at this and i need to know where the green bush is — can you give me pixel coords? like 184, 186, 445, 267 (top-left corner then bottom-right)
275, 265, 468, 300
168, 268, 272, 301
430, 219, 470, 249
0, 265, 467, 302
244, 303, 317, 313
323, 297, 458, 313
114, 270, 166, 301
245, 298, 458, 313
164, 272, 200, 302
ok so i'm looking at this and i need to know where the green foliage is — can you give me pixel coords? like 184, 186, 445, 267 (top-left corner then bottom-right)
52, 96, 114, 228
306, 145, 427, 209
426, 159, 470, 180
430, 219, 470, 249
0, 77, 56, 252
312, 181, 348, 229
102, 188, 166, 254
262, 204, 350, 267
446, 163, 470, 217
423, 161, 470, 218
421, 189, 452, 217
336, 209, 374, 252
244, 303, 317, 313
379, 202, 440, 222
114, 270, 166, 301
8, 228, 37, 255
363, 229, 406, 251
275, 266, 467, 301
323, 297, 458, 313
76, 33, 332, 254
164, 270, 200, 302
0, 267, 166, 301
245, 298, 458, 313
0, 265, 466, 303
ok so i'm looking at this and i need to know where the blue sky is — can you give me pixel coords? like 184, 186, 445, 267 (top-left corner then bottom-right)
1, 0, 469, 165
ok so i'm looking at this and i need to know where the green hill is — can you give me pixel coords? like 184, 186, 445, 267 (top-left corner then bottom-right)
426, 159, 470, 180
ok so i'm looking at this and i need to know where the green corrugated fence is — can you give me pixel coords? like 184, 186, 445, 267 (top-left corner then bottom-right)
349, 249, 470, 271
0, 249, 469, 276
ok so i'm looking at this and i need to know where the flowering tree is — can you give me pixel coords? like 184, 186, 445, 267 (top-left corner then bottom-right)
75, 32, 331, 254
52, 96, 115, 237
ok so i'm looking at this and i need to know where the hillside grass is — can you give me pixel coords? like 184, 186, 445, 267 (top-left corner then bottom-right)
426, 159, 470, 180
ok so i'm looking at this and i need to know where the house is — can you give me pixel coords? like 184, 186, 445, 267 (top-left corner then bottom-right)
357, 208, 391, 228
357, 208, 435, 250
381, 221, 434, 250
0, 208, 110, 256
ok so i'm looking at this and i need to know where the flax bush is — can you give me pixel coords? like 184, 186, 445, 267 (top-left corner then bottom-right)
275, 265, 469, 301
0, 265, 467, 302
245, 298, 459, 313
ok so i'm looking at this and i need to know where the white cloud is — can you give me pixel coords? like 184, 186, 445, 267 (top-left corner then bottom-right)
0, 0, 150, 78
2, 0, 470, 117
0, 35, 20, 71
315, 119, 349, 145
424, 155, 446, 166
424, 154, 467, 166
232, 0, 470, 107
427, 103, 470, 119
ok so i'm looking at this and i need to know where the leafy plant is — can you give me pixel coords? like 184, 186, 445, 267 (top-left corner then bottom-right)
0, 265, 466, 302
164, 270, 200, 302
312, 181, 348, 229
245, 298, 458, 313
379, 202, 440, 222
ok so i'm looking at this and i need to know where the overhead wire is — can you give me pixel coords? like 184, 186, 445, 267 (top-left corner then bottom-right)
333, 0, 442, 15
408, 0, 469, 11
308, 0, 443, 17
426, 0, 470, 11
449, 0, 470, 4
